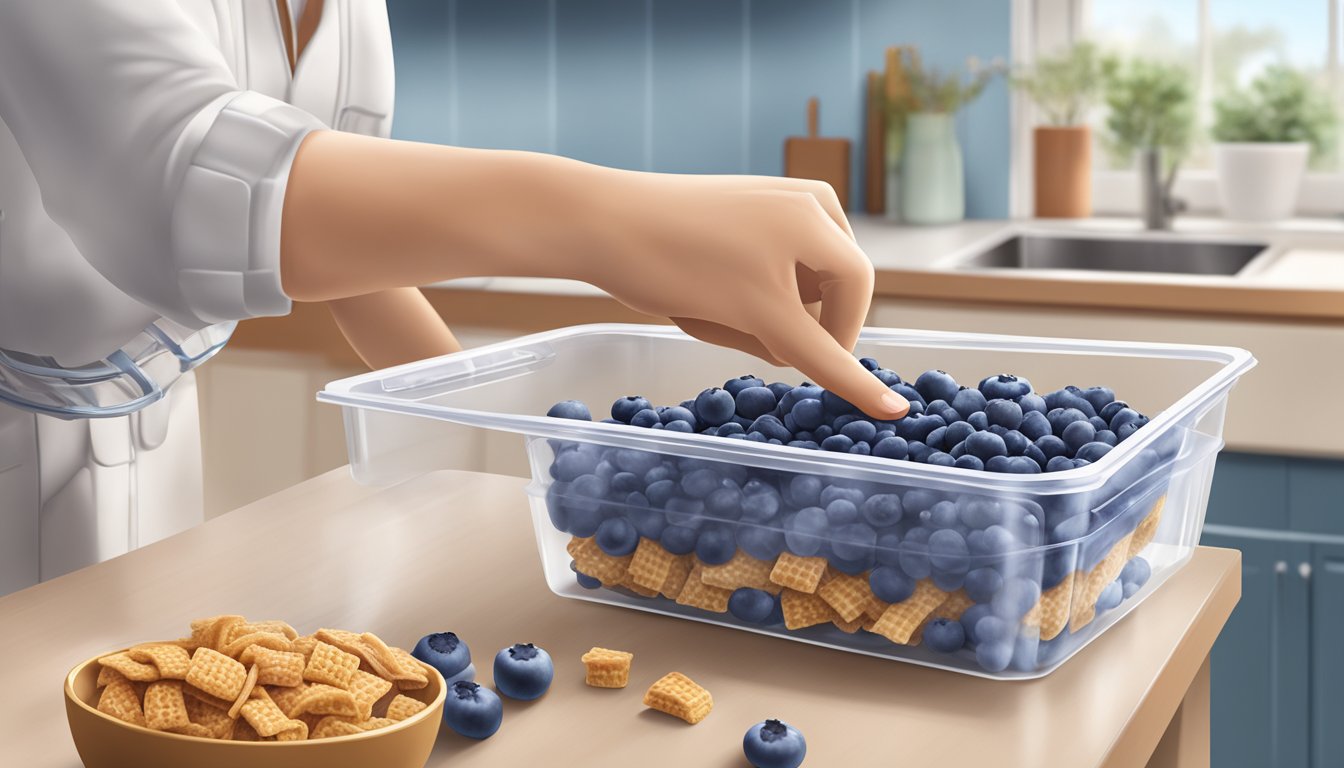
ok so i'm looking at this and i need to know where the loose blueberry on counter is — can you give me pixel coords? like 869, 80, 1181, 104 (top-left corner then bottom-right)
1121, 556, 1152, 598
413, 632, 473, 682
546, 400, 592, 421
443, 681, 502, 739
493, 643, 554, 701
923, 617, 967, 654
743, 719, 808, 768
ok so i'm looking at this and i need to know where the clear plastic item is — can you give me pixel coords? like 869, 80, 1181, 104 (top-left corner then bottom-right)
320, 324, 1255, 679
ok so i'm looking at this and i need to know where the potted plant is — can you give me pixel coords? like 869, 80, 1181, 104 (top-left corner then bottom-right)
1013, 42, 1115, 218
1211, 66, 1337, 221
1103, 58, 1196, 229
897, 56, 1005, 225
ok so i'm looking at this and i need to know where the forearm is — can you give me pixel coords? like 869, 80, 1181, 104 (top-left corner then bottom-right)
280, 130, 623, 302
327, 288, 460, 369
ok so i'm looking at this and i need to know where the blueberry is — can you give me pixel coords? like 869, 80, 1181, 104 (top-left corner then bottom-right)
991, 577, 1041, 620
1099, 400, 1130, 423
413, 632, 473, 681
787, 475, 823, 507
1062, 420, 1097, 453
628, 506, 668, 539
1002, 429, 1029, 456
705, 486, 744, 521
1088, 416, 1110, 432
923, 617, 967, 654
1011, 631, 1042, 672
1019, 411, 1051, 441
960, 603, 994, 644
743, 719, 807, 768
1075, 441, 1113, 463
750, 414, 792, 443
1096, 579, 1123, 612
779, 385, 823, 413
724, 374, 766, 396
857, 493, 901, 527
1018, 393, 1048, 415
1022, 444, 1048, 469
552, 450, 601, 483
767, 381, 794, 400
831, 522, 877, 561
1000, 456, 1041, 474
899, 539, 932, 580
694, 388, 736, 427
954, 455, 984, 471
822, 499, 857, 527
927, 451, 955, 467
965, 567, 1004, 603
971, 525, 1017, 556
979, 374, 1032, 400
924, 426, 948, 451
968, 411, 989, 431
1121, 556, 1151, 597
966, 431, 1007, 461
660, 524, 699, 555
492, 643, 554, 701
820, 434, 854, 452
1080, 386, 1115, 412
717, 422, 745, 438
665, 497, 706, 527
546, 400, 592, 421
741, 489, 782, 524
645, 478, 677, 507
889, 382, 924, 408
678, 469, 719, 499
872, 436, 909, 460
790, 398, 826, 431
736, 387, 779, 420
595, 518, 638, 557
869, 565, 917, 603
664, 420, 694, 433
443, 681, 502, 739
1048, 407, 1089, 436
727, 588, 777, 624
976, 641, 1014, 673
627, 408, 660, 429
928, 529, 970, 573
821, 389, 859, 417
784, 507, 828, 556
986, 399, 1024, 430
576, 571, 601, 589
975, 615, 1015, 646
915, 369, 961, 404
848, 442, 872, 456
1036, 434, 1069, 460
738, 524, 786, 560
1095, 429, 1118, 446
1116, 418, 1148, 441
696, 524, 737, 565
610, 396, 651, 423
657, 406, 698, 430
838, 419, 877, 444
873, 369, 903, 387
950, 387, 988, 420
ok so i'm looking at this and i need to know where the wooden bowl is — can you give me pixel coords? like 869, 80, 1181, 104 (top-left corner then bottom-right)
64, 648, 445, 768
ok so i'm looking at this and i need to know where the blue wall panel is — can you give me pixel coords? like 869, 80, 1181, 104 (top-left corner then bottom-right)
386, 0, 1012, 216
650, 0, 746, 174
555, 0, 649, 170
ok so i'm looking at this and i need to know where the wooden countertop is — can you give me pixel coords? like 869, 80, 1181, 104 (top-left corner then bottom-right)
4, 468, 1240, 767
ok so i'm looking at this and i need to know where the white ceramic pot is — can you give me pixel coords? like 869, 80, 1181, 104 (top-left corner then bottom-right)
1213, 142, 1309, 221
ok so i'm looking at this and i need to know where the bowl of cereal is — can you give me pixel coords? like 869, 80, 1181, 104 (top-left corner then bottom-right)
64, 616, 446, 768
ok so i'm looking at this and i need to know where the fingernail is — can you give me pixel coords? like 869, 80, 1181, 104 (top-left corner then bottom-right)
881, 391, 910, 418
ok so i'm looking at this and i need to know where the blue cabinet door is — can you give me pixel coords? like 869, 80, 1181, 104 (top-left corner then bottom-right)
1311, 543, 1344, 768
1202, 531, 1311, 768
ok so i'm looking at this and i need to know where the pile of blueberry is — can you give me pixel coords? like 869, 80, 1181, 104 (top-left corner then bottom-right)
546, 360, 1152, 474
412, 631, 555, 740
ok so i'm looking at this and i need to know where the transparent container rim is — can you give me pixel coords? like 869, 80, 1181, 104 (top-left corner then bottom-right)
319, 323, 1256, 494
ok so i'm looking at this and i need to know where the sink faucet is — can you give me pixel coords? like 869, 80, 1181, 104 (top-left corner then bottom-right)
1140, 148, 1185, 230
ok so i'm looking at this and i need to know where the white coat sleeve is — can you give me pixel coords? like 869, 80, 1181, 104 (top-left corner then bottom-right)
0, 1, 325, 327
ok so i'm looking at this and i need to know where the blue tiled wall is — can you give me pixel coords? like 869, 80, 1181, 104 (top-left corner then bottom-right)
387, 0, 1011, 218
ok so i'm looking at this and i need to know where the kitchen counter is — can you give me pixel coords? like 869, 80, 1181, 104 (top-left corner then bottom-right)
5, 468, 1240, 767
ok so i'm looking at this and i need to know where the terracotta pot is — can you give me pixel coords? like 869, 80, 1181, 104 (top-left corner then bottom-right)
1034, 126, 1092, 218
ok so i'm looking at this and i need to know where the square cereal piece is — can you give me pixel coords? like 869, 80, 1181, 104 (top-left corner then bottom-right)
643, 672, 712, 725
288, 683, 359, 719
675, 563, 732, 613
659, 554, 695, 599
1025, 572, 1075, 641
388, 648, 430, 690
143, 680, 190, 732
242, 646, 306, 687
580, 647, 634, 689
127, 644, 192, 680
348, 669, 394, 721
97, 679, 146, 727
303, 641, 361, 689
701, 551, 781, 595
97, 665, 129, 688
190, 615, 245, 651
618, 575, 661, 598
780, 589, 837, 630
769, 553, 828, 594
220, 631, 290, 660
386, 694, 429, 721
567, 536, 633, 585
99, 652, 161, 683
289, 635, 319, 660
185, 647, 249, 702
1071, 532, 1134, 632
240, 690, 304, 739
184, 696, 233, 739
266, 682, 310, 717
870, 580, 946, 645
627, 537, 677, 590
816, 572, 874, 623
1129, 495, 1166, 557
833, 614, 866, 634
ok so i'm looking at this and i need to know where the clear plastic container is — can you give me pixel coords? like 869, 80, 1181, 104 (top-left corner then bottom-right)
320, 324, 1255, 679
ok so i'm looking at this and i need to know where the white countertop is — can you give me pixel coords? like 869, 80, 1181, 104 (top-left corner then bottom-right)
428, 215, 1344, 296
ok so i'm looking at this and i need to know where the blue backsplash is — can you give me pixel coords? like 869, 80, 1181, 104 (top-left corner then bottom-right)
387, 0, 1011, 218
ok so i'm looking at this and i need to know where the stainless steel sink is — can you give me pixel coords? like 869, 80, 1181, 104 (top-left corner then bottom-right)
954, 234, 1268, 276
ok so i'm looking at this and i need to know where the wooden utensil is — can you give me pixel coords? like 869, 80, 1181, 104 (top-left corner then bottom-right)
865, 70, 886, 214
784, 97, 851, 210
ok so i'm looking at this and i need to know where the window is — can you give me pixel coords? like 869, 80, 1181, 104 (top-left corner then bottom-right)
1020, 0, 1344, 217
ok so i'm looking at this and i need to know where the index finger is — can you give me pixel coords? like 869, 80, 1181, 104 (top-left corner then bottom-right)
756, 304, 909, 421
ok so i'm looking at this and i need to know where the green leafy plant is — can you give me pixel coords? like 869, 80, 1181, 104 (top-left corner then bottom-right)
1012, 42, 1117, 126
1103, 57, 1196, 171
1212, 66, 1337, 159
901, 55, 1006, 114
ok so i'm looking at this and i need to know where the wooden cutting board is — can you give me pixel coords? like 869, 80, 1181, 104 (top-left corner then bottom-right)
784, 97, 851, 210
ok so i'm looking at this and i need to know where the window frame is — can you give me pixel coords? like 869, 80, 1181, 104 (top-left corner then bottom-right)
1014, 0, 1344, 218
